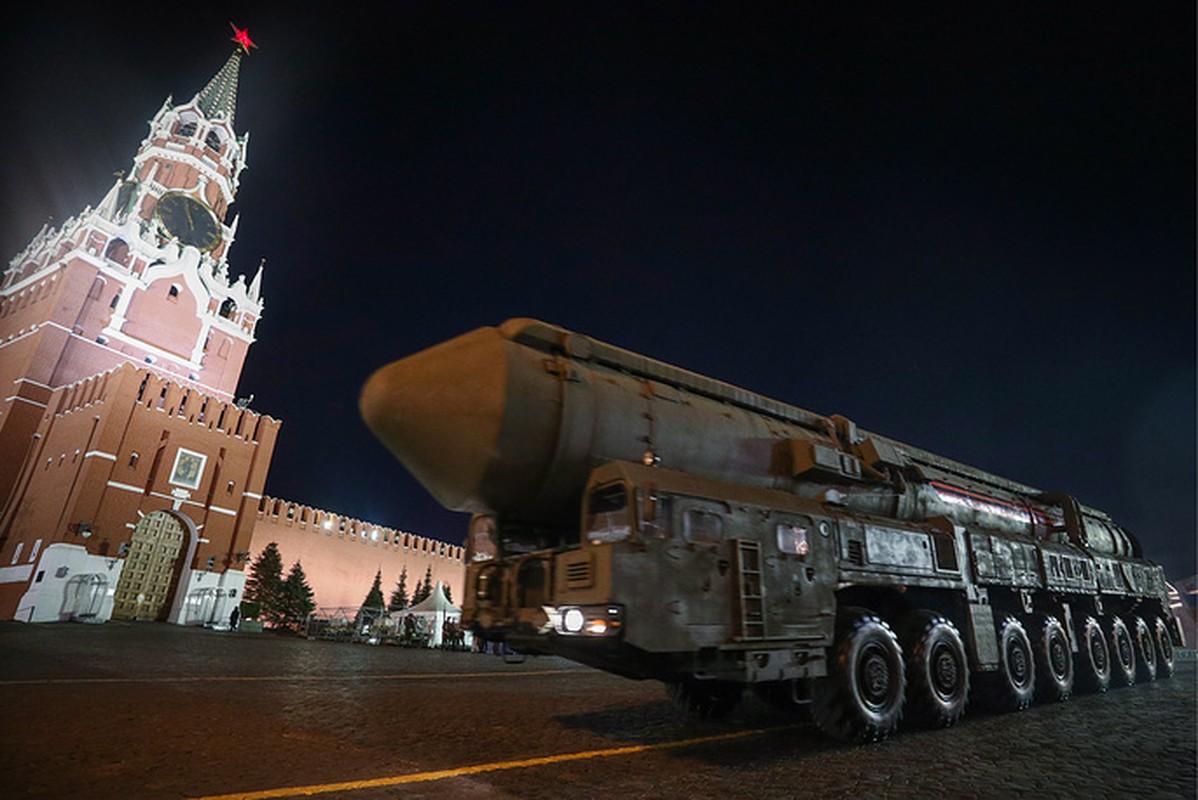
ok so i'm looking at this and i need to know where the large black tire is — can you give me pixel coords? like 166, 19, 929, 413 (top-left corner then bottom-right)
978, 616, 1035, 711
666, 677, 742, 718
1031, 615, 1074, 702
1075, 615, 1111, 694
899, 610, 969, 728
1130, 616, 1157, 683
1153, 616, 1176, 680
811, 611, 906, 742
1105, 616, 1136, 687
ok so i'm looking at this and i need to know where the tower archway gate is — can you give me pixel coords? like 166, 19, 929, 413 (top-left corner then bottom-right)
112, 511, 187, 621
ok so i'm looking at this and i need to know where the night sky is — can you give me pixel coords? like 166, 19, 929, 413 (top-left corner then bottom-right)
3, 4, 1194, 580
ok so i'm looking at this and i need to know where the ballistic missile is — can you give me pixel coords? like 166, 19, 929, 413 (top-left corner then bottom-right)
360, 318, 1138, 557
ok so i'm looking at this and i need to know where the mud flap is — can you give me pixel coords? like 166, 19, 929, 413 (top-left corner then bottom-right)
968, 602, 999, 669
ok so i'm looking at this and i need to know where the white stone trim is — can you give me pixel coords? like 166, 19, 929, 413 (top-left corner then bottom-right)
0, 263, 68, 297
4, 395, 47, 408
0, 564, 34, 584
0, 327, 40, 351
84, 450, 118, 461
106, 480, 144, 494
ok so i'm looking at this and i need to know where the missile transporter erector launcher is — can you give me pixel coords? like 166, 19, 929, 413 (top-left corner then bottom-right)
360, 318, 1182, 742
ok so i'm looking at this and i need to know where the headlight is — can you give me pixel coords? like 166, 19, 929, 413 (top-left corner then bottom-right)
551, 605, 624, 637
562, 608, 585, 633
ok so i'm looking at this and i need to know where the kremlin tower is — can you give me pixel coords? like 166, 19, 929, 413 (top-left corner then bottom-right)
0, 27, 462, 626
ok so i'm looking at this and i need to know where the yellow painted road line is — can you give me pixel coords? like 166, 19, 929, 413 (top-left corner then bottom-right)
189, 726, 792, 800
0, 669, 588, 686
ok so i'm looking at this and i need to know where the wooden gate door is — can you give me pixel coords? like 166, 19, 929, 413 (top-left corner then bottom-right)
112, 511, 187, 620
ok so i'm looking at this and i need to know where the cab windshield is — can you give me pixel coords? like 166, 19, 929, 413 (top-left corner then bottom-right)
585, 483, 633, 544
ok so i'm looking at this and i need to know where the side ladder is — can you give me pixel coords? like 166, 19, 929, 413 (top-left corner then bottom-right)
733, 539, 765, 640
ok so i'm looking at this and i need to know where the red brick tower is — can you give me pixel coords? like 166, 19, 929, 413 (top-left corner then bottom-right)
0, 32, 264, 505
0, 28, 279, 624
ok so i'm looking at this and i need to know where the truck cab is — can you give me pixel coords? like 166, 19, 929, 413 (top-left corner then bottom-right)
463, 461, 838, 684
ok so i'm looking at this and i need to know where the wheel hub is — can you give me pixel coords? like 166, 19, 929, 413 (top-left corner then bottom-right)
1160, 630, 1174, 661
1117, 633, 1132, 667
1010, 643, 1029, 685
1050, 636, 1068, 678
859, 645, 892, 708
932, 643, 960, 698
1089, 634, 1107, 672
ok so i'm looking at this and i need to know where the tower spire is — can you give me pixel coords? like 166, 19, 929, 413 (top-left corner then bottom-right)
193, 24, 256, 126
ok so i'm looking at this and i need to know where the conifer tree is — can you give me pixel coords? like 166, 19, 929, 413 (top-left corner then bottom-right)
361, 569, 385, 613
411, 565, 434, 605
279, 560, 316, 631
388, 566, 409, 611
244, 542, 283, 623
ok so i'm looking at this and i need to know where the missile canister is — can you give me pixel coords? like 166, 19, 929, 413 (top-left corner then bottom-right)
360, 318, 1138, 558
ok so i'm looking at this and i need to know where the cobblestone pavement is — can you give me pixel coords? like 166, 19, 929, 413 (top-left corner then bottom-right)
1, 622, 1193, 799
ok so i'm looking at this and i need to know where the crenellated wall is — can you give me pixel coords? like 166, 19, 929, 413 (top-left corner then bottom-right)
249, 496, 464, 611
0, 363, 279, 622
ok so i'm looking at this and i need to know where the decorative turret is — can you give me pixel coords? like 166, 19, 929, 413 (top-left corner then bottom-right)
0, 25, 267, 405
193, 25, 256, 127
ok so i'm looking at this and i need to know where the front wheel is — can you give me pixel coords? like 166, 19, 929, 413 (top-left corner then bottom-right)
812, 611, 905, 742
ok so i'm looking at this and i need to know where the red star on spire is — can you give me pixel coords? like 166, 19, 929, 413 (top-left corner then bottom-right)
230, 23, 257, 54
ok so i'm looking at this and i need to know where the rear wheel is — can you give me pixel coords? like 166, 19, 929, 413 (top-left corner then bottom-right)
666, 677, 742, 718
1105, 615, 1136, 688
1031, 615, 1073, 702
1153, 616, 1176, 679
978, 616, 1035, 711
900, 611, 969, 728
1075, 616, 1111, 693
1130, 616, 1157, 683
811, 610, 905, 742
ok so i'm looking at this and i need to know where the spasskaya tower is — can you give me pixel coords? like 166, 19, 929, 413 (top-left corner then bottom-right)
0, 26, 280, 624
0, 26, 265, 505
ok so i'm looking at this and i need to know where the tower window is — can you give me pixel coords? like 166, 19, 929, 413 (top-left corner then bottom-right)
205, 131, 222, 151
176, 121, 197, 138
219, 298, 237, 319
104, 239, 130, 266
168, 284, 180, 302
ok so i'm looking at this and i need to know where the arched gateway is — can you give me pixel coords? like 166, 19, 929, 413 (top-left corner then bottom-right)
111, 511, 188, 621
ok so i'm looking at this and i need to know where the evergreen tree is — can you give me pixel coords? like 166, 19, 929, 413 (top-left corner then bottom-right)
244, 541, 283, 623
279, 560, 316, 631
411, 565, 434, 605
360, 569, 385, 614
388, 566, 409, 611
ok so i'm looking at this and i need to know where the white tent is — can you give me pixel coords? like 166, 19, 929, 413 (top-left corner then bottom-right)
405, 581, 464, 647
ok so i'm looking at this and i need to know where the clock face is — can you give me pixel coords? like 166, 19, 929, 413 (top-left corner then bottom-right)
155, 192, 222, 251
